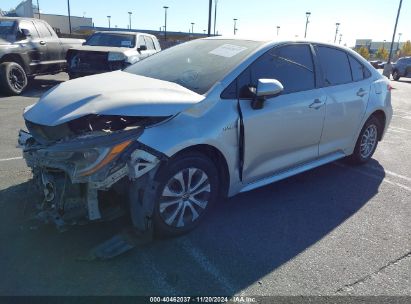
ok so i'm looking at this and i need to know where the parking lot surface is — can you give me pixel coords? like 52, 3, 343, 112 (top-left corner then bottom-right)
0, 74, 410, 297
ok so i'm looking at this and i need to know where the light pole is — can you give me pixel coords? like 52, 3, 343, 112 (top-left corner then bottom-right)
397, 32, 402, 54
128, 11, 132, 30
339, 34, 342, 44
304, 12, 311, 38
67, 0, 72, 34
334, 22, 340, 43
208, 0, 212, 36
107, 16, 111, 29
233, 18, 238, 35
276, 25, 280, 36
383, 0, 403, 77
36, 0, 41, 19
213, 0, 218, 35
191, 22, 195, 34
163, 6, 169, 41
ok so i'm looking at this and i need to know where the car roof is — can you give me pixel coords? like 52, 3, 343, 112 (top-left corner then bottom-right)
203, 36, 356, 53
95, 31, 155, 37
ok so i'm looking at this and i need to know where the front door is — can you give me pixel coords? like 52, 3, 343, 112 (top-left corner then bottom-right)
18, 20, 48, 74
238, 44, 326, 184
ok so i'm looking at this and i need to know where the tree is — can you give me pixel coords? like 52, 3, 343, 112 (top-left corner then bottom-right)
356, 46, 370, 60
375, 47, 389, 60
400, 40, 411, 57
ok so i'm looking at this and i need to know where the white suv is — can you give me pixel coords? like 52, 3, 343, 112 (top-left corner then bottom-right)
20, 38, 392, 237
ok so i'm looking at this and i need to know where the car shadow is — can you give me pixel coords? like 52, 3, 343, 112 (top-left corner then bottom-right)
397, 79, 411, 84
21, 77, 66, 98
0, 159, 385, 295
0, 75, 67, 98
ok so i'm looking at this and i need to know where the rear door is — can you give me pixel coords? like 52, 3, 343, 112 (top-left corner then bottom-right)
239, 43, 327, 183
315, 45, 371, 156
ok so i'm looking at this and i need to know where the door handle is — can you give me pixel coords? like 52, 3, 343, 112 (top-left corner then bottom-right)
309, 99, 325, 110
357, 88, 367, 97
39, 41, 47, 45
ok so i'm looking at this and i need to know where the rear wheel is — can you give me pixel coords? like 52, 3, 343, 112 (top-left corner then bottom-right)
392, 70, 400, 81
152, 153, 219, 238
347, 116, 381, 165
0, 62, 28, 96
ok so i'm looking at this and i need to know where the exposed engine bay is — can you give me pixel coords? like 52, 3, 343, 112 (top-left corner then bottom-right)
19, 115, 169, 234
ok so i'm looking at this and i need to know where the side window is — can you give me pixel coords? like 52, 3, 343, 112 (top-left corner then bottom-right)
35, 21, 53, 38
316, 46, 352, 86
145, 36, 155, 50
348, 55, 367, 82
19, 21, 39, 38
137, 35, 146, 48
222, 44, 316, 99
249, 44, 315, 95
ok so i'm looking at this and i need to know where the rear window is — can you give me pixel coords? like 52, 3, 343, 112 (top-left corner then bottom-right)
316, 46, 352, 86
348, 55, 370, 82
85, 33, 136, 48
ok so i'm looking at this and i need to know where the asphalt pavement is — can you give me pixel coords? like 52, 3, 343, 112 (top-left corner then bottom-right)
0, 73, 410, 298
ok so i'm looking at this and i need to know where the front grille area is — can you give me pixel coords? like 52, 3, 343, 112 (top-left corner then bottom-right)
70, 51, 109, 72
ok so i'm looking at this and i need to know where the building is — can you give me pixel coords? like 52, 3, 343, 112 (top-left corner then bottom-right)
8, 0, 92, 34
355, 39, 404, 54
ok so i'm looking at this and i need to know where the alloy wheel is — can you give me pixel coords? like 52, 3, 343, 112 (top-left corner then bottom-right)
159, 168, 211, 228
360, 124, 378, 159
8, 67, 26, 91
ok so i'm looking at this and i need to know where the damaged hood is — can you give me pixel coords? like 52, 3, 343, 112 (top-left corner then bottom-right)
24, 71, 205, 126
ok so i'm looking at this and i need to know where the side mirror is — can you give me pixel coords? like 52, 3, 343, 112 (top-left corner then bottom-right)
21, 29, 31, 38
138, 45, 147, 52
16, 29, 31, 40
250, 79, 284, 110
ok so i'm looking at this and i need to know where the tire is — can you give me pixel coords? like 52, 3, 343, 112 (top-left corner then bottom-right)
392, 70, 400, 81
0, 62, 28, 96
152, 152, 219, 238
347, 116, 381, 165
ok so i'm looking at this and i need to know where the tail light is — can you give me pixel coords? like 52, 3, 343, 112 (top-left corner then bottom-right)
387, 84, 393, 91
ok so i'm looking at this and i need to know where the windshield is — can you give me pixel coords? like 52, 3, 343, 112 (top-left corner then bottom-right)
125, 39, 263, 95
85, 32, 136, 48
0, 20, 16, 41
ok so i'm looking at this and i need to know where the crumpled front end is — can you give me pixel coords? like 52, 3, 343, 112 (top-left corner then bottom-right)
19, 115, 168, 232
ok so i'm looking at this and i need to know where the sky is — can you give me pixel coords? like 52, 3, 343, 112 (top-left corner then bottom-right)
1, 0, 410, 47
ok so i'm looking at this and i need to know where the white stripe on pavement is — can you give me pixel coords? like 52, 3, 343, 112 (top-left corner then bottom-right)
365, 165, 411, 183
179, 238, 237, 295
0, 157, 23, 162
335, 163, 411, 192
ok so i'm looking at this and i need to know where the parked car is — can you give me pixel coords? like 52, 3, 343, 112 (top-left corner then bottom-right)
378, 61, 387, 69
391, 56, 411, 81
19, 38, 392, 237
369, 60, 382, 69
0, 17, 84, 95
66, 31, 161, 79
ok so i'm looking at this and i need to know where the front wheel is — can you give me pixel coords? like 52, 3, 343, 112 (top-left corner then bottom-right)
392, 70, 400, 81
347, 116, 381, 165
152, 153, 219, 238
0, 62, 28, 96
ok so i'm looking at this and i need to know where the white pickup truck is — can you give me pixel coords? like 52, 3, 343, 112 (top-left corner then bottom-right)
66, 31, 161, 79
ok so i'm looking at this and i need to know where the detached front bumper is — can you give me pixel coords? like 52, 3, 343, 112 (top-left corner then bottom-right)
18, 128, 166, 231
